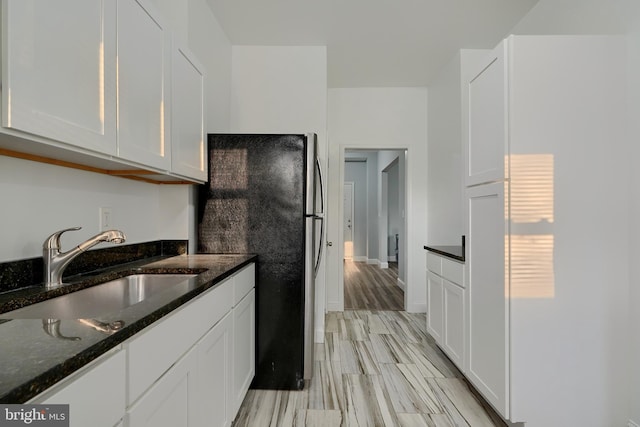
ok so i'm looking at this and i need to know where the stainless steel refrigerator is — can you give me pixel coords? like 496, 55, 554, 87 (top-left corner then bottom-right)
197, 133, 324, 390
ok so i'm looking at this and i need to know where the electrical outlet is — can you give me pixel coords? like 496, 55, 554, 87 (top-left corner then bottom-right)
99, 207, 113, 231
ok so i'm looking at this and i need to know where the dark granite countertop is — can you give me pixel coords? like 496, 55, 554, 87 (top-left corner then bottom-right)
0, 254, 257, 403
424, 245, 465, 262
424, 235, 465, 262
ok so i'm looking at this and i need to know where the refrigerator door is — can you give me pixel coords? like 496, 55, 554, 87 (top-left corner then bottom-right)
304, 215, 315, 380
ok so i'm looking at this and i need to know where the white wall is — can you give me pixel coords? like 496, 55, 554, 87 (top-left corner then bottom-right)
0, 0, 232, 263
0, 157, 186, 261
427, 49, 488, 246
427, 53, 463, 246
327, 88, 428, 313
230, 45, 328, 342
377, 150, 403, 270
627, 1, 640, 425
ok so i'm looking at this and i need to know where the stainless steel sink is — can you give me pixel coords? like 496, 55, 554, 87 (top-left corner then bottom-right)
0, 274, 197, 319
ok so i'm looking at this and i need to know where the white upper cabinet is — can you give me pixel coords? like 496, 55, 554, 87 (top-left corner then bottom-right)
116, 0, 171, 171
171, 42, 206, 181
1, 0, 117, 154
466, 43, 507, 186
0, 0, 207, 182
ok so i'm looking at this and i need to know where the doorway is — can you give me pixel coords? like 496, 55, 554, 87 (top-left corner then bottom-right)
342, 149, 407, 310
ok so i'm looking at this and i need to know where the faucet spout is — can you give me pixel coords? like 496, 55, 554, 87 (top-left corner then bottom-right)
43, 227, 127, 289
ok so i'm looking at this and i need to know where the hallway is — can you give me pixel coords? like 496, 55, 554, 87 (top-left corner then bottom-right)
344, 261, 404, 311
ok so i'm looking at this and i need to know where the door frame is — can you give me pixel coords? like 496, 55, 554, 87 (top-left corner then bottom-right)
343, 181, 355, 259
335, 146, 410, 312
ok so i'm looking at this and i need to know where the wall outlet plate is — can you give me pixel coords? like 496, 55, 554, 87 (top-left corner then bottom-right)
99, 207, 113, 231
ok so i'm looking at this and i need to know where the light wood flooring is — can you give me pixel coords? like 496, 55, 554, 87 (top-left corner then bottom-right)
232, 310, 506, 427
344, 261, 404, 311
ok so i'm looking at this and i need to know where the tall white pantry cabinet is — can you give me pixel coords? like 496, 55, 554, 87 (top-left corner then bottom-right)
465, 36, 629, 426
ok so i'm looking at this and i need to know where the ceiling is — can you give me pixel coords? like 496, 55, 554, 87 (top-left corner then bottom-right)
205, 0, 539, 87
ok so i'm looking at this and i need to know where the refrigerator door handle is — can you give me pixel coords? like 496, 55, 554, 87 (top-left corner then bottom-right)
316, 158, 325, 214
314, 215, 324, 278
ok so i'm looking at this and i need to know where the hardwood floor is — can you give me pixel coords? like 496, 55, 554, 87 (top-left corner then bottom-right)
232, 310, 506, 427
344, 261, 404, 311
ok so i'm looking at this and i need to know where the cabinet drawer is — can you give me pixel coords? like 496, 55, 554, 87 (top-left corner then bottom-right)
233, 263, 256, 306
36, 349, 126, 427
442, 258, 464, 287
426, 252, 442, 275
126, 277, 233, 405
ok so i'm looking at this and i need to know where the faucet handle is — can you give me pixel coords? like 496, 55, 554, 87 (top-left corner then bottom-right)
43, 227, 82, 250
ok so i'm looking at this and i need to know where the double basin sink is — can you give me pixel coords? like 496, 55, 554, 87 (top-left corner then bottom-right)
0, 273, 197, 319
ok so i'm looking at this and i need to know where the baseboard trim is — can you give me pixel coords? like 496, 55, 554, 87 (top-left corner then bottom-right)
326, 302, 343, 312
397, 278, 406, 291
367, 258, 378, 265
388, 255, 397, 262
353, 256, 367, 262
629, 419, 640, 427
379, 261, 389, 269
407, 302, 426, 313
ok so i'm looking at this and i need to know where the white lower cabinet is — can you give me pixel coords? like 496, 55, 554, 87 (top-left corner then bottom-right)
426, 252, 465, 371
232, 288, 255, 414
466, 183, 508, 417
426, 271, 444, 342
27, 263, 255, 427
126, 347, 198, 427
443, 279, 465, 368
125, 262, 255, 427
33, 349, 126, 427
196, 312, 233, 427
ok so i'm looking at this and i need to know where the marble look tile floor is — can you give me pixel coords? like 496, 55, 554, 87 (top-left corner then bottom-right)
232, 310, 506, 427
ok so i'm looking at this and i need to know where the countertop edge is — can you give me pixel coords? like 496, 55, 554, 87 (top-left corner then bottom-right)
423, 245, 465, 262
0, 254, 257, 403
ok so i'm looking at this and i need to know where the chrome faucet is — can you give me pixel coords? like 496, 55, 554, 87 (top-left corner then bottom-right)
43, 227, 126, 289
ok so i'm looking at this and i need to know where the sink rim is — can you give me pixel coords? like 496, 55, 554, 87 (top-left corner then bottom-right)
0, 273, 199, 320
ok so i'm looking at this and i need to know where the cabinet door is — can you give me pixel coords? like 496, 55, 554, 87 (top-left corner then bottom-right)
1, 0, 117, 154
466, 182, 509, 417
171, 42, 206, 181
466, 41, 507, 186
197, 312, 233, 427
38, 350, 125, 427
127, 347, 198, 427
232, 288, 255, 414
116, 0, 170, 170
443, 279, 465, 369
426, 271, 444, 342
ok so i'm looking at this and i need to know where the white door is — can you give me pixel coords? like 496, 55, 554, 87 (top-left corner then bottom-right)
466, 182, 509, 418
343, 182, 354, 259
